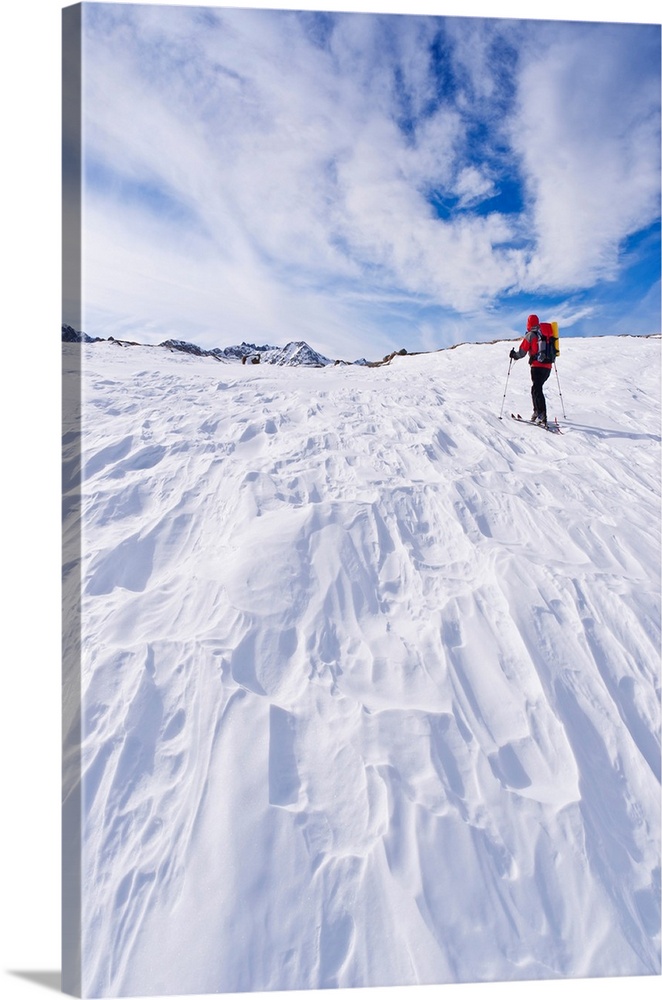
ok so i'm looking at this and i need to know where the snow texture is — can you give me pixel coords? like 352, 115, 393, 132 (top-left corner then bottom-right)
62, 335, 661, 997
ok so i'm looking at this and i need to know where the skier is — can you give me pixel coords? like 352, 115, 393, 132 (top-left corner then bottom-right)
509, 314, 553, 427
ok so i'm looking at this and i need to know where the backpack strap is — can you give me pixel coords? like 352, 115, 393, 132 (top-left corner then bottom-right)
528, 326, 540, 358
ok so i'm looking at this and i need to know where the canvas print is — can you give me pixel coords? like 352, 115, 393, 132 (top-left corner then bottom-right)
62, 2, 661, 997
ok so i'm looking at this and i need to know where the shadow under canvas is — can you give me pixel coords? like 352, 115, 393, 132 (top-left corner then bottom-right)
10, 972, 62, 993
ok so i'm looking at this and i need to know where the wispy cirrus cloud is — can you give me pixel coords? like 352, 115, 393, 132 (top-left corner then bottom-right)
77, 4, 660, 356
512, 21, 661, 291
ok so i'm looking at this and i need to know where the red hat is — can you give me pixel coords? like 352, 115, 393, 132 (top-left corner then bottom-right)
527, 314, 539, 330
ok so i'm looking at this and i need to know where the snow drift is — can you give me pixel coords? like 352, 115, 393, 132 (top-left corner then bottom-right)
62, 335, 661, 997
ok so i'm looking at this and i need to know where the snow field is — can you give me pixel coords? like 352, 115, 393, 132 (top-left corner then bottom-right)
62, 335, 661, 996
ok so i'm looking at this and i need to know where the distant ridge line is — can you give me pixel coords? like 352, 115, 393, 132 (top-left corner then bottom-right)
61, 324, 661, 369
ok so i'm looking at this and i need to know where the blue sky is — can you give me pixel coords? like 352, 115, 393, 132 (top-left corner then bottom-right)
73, 1, 661, 359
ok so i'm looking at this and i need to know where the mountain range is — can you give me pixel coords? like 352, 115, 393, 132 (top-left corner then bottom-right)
61, 324, 368, 367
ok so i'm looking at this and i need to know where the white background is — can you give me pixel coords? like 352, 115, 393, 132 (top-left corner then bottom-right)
1, 1, 659, 998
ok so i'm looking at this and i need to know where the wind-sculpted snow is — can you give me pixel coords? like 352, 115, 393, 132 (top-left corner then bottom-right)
62, 336, 661, 996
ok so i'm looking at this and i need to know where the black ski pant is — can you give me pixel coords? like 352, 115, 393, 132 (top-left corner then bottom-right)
530, 366, 551, 419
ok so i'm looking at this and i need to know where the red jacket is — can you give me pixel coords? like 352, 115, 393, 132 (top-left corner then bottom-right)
517, 329, 553, 369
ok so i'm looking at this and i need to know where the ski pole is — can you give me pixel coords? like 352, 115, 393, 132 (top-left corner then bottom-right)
553, 362, 566, 418
499, 357, 513, 419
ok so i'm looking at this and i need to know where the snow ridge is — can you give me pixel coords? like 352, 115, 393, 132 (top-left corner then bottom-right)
258, 340, 334, 366
62, 335, 661, 997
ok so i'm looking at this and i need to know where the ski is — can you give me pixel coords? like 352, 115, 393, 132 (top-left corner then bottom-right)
510, 413, 563, 434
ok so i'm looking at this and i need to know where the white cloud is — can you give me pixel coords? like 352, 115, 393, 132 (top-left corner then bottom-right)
454, 166, 496, 207
512, 22, 661, 291
78, 7, 660, 353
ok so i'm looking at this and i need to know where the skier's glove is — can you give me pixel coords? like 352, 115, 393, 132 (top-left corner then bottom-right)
509, 349, 517, 359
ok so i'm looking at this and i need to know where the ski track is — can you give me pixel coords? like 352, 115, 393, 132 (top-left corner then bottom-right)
62, 337, 662, 996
